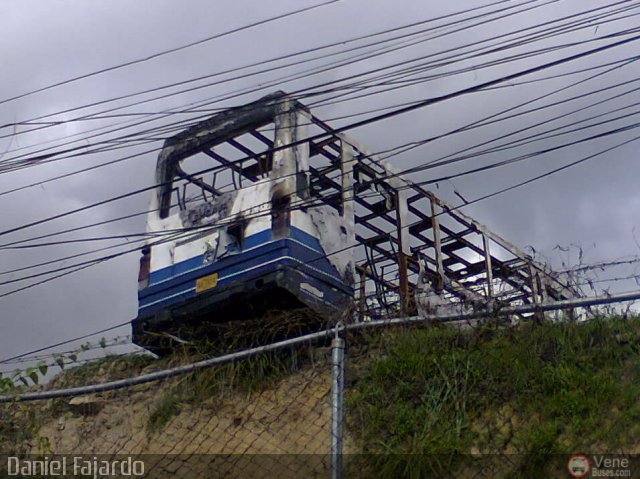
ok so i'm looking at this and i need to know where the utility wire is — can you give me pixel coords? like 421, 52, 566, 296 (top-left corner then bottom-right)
0, 0, 556, 165
3, 0, 622, 167
2, 31, 639, 249
0, 0, 343, 106
0, 0, 519, 133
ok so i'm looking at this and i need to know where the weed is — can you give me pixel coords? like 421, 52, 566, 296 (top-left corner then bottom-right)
347, 316, 640, 477
146, 393, 182, 434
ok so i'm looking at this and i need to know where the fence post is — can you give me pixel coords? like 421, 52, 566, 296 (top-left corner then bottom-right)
331, 325, 345, 479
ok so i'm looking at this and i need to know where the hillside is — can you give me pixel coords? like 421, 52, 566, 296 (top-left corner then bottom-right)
2, 316, 640, 478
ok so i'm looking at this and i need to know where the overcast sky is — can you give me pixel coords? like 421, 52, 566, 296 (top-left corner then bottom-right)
1, 0, 640, 370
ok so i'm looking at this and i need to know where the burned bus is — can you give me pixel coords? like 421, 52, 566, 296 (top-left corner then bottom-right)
132, 92, 355, 351
132, 91, 580, 352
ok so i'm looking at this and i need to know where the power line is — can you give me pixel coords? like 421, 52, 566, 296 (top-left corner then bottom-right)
2, 30, 639, 248
0, 0, 519, 134
0, 320, 132, 364
3, 0, 622, 169
2, 42, 637, 207
0, 0, 554, 166
0, 0, 343, 107
4, 114, 638, 292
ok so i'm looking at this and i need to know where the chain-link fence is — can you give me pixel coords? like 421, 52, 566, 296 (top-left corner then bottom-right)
1, 336, 342, 478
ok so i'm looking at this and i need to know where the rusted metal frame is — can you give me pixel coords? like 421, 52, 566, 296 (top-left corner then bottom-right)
357, 200, 396, 222
363, 243, 395, 314
249, 129, 273, 146
341, 141, 357, 292
408, 219, 433, 237
449, 260, 490, 278
358, 219, 486, 306
466, 254, 536, 302
491, 260, 538, 293
310, 137, 341, 156
365, 244, 420, 303
252, 124, 343, 185
365, 224, 483, 304
434, 223, 534, 299
410, 239, 479, 282
355, 207, 407, 249
354, 200, 396, 222
314, 112, 567, 305
360, 252, 398, 271
429, 196, 445, 292
353, 204, 399, 232
174, 164, 220, 197
414, 191, 524, 256
412, 234, 531, 305
527, 261, 545, 321
406, 202, 494, 273
482, 235, 494, 305
410, 187, 577, 298
308, 114, 342, 138
355, 263, 399, 291
395, 189, 411, 314
440, 239, 476, 256
355, 265, 371, 315
314, 164, 341, 177
314, 122, 575, 302
226, 138, 270, 179
436, 222, 488, 260
310, 146, 341, 170
203, 148, 257, 182
245, 130, 274, 178
252, 129, 340, 172
308, 169, 343, 198
309, 166, 342, 193
155, 91, 291, 217
355, 221, 394, 245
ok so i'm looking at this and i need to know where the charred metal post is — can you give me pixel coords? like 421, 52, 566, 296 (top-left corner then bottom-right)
341, 142, 357, 290
358, 267, 368, 318
271, 98, 308, 238
272, 97, 297, 194
528, 262, 544, 322
331, 325, 345, 479
396, 190, 411, 314
482, 234, 494, 309
430, 196, 445, 292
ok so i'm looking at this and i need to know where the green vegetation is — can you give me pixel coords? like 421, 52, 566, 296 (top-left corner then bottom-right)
142, 308, 331, 433
146, 392, 182, 434
144, 344, 324, 433
346, 316, 640, 478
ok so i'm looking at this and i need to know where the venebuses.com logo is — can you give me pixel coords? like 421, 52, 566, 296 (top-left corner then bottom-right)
567, 453, 633, 478
567, 454, 591, 478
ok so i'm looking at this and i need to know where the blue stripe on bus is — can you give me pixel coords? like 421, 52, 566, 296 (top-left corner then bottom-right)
147, 226, 331, 288
138, 226, 349, 316
141, 238, 342, 303
138, 254, 348, 316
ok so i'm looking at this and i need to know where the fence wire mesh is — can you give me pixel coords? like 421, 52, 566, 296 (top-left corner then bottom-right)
1, 345, 337, 478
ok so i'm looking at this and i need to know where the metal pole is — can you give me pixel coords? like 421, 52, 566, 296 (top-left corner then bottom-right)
331, 326, 345, 479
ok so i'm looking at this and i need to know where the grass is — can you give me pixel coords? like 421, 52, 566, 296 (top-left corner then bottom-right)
141, 308, 332, 433
346, 316, 640, 478
143, 343, 326, 434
